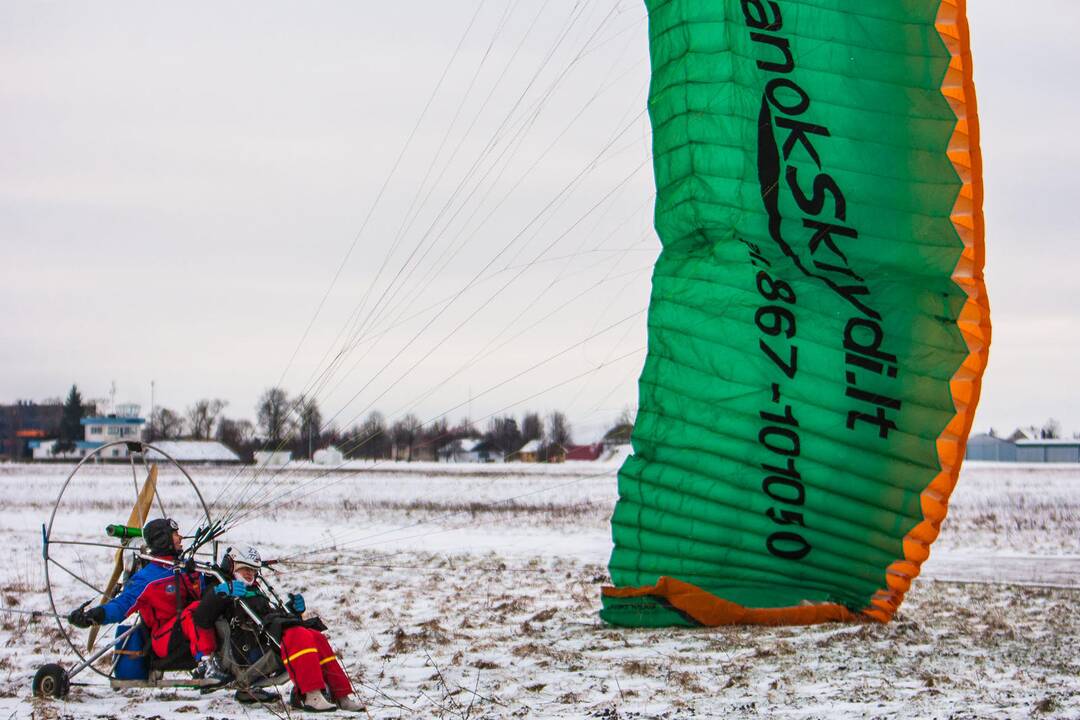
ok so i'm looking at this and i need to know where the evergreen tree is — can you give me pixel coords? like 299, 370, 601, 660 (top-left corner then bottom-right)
55, 385, 85, 453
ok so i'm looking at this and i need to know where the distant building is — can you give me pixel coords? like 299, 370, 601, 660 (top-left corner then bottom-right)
29, 403, 145, 460
30, 440, 75, 461
313, 446, 345, 466
965, 432, 1080, 463
441, 438, 503, 463
0, 401, 64, 460
546, 443, 566, 463
509, 440, 567, 463
437, 439, 464, 462
964, 433, 1016, 462
566, 442, 604, 461
602, 436, 632, 454
79, 405, 146, 459
254, 450, 293, 466
1014, 439, 1080, 463
145, 440, 241, 464
512, 439, 543, 462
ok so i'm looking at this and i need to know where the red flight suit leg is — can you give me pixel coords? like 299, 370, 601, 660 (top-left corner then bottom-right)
282, 627, 327, 694
280, 626, 354, 698
310, 628, 354, 699
180, 603, 217, 658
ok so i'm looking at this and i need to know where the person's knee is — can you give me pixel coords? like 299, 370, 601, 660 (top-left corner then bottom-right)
191, 594, 229, 629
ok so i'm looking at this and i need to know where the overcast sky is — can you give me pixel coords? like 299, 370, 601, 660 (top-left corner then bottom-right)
2, 2, 1078, 441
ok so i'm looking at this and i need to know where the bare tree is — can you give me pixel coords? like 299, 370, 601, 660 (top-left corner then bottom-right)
152, 407, 185, 440
1041, 418, 1061, 439
486, 416, 522, 454
187, 399, 227, 440
456, 416, 477, 437
603, 406, 635, 444
297, 396, 322, 459
424, 417, 451, 458
216, 417, 255, 449
521, 412, 544, 444
257, 387, 292, 445
350, 411, 389, 459
321, 423, 343, 451
391, 414, 422, 461
547, 411, 572, 447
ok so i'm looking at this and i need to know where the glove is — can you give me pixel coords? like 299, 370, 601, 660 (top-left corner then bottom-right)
214, 580, 247, 597
68, 605, 105, 628
287, 593, 305, 614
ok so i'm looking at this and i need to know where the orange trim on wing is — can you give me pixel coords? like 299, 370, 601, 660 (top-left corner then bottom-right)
602, 578, 857, 626
864, 0, 990, 624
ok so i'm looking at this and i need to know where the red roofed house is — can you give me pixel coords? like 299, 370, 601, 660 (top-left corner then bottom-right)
565, 442, 604, 461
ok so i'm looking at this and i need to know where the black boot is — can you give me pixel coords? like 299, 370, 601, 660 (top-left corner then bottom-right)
192, 655, 233, 691
235, 687, 279, 704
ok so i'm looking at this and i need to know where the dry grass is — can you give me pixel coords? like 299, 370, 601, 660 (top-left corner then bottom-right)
3, 463, 1079, 718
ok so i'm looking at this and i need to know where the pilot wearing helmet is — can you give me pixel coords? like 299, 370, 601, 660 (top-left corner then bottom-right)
66, 518, 231, 686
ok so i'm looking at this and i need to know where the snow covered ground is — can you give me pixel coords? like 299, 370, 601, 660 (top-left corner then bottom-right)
0, 458, 1077, 718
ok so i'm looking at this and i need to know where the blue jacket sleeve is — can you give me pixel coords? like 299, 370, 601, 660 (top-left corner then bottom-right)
100, 569, 151, 625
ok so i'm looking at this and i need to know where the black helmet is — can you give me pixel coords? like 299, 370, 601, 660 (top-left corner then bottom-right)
142, 518, 179, 556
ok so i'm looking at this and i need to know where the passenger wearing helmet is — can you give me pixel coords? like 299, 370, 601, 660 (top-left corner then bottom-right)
65, 518, 230, 686
202, 544, 363, 713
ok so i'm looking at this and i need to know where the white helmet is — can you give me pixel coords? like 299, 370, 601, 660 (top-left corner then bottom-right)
225, 544, 262, 572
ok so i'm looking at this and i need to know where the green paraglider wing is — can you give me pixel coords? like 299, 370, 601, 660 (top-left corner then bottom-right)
602, 0, 989, 626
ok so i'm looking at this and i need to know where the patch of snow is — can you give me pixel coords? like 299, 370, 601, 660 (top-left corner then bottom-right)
0, 461, 1077, 718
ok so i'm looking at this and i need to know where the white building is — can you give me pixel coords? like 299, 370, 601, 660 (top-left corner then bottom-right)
965, 432, 1080, 463
31, 405, 147, 460
439, 438, 504, 463
146, 440, 242, 464
80, 408, 146, 459
254, 450, 293, 467
313, 446, 345, 466
30, 439, 78, 461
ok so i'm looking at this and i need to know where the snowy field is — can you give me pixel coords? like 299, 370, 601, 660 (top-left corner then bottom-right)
0, 458, 1077, 718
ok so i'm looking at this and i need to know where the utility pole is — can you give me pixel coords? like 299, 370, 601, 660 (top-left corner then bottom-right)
149, 380, 155, 442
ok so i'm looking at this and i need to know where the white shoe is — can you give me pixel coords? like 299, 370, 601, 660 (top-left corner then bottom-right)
302, 690, 336, 712
336, 695, 365, 712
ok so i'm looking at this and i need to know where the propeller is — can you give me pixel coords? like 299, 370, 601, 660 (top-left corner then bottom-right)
86, 464, 158, 652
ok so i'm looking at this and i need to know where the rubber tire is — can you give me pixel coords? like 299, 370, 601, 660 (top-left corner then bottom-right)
32, 664, 69, 699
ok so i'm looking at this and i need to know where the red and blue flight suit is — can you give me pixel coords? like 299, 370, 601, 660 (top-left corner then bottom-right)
68, 518, 218, 667
98, 556, 218, 664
